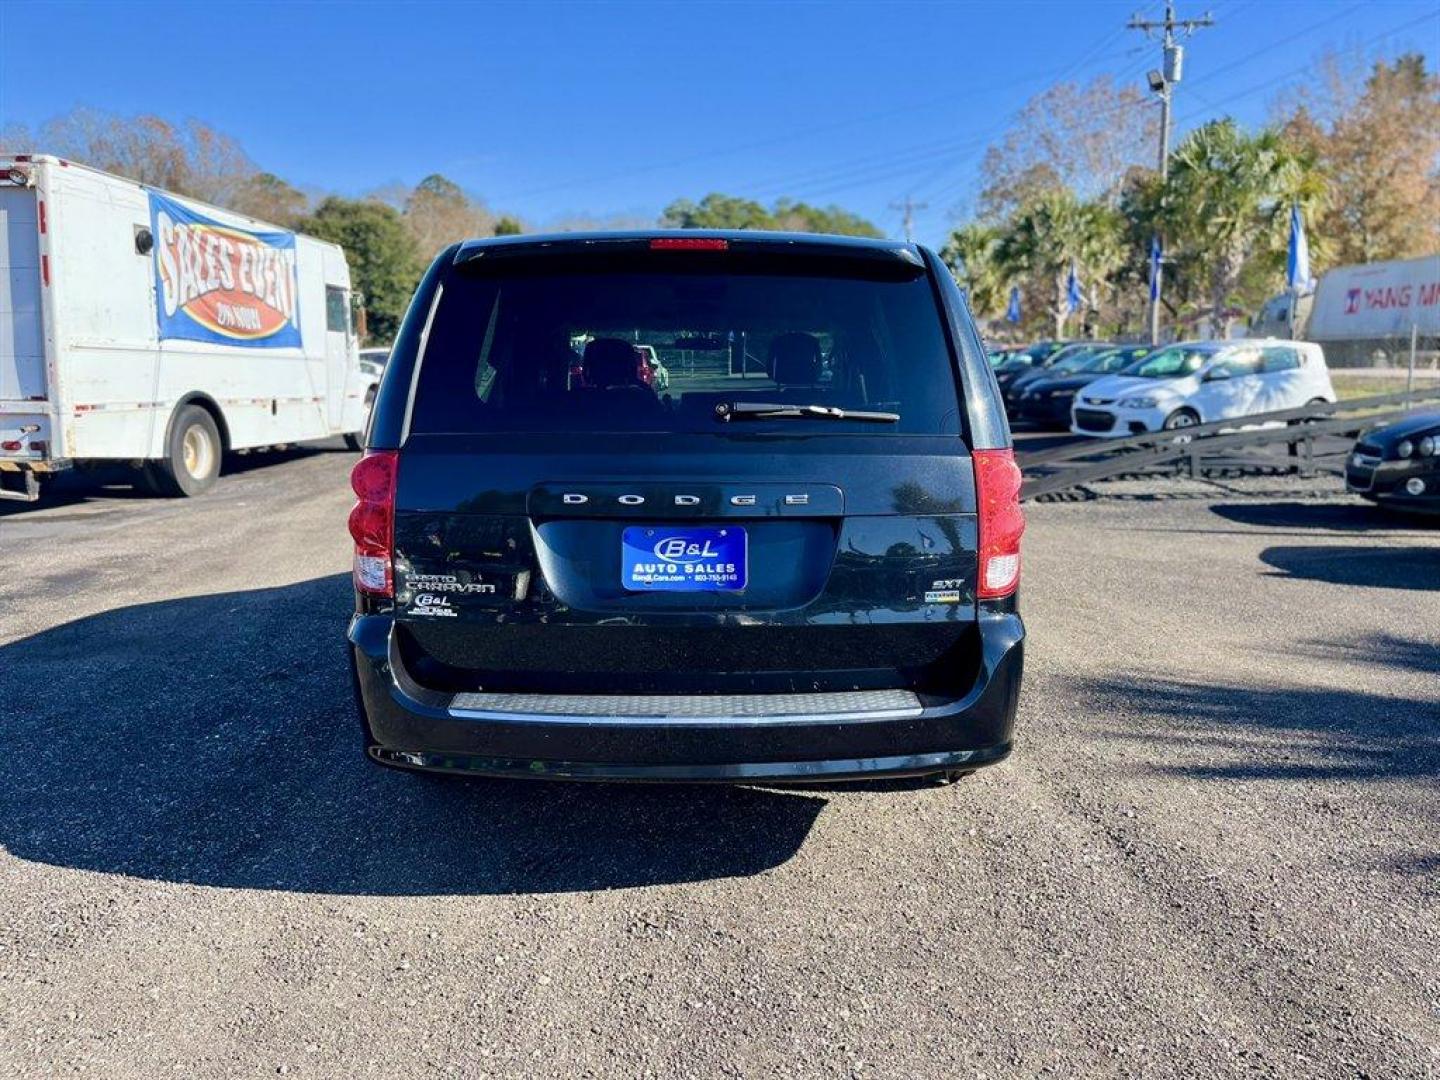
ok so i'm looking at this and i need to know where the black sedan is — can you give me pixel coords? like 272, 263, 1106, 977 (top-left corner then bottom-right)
992, 340, 1082, 397
1012, 345, 1154, 427
1346, 411, 1440, 515
1003, 342, 1121, 409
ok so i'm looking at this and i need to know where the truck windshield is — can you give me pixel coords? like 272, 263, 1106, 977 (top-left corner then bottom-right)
408, 260, 961, 435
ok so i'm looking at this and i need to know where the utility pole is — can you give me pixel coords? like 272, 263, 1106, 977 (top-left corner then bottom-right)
1128, 1, 1213, 344
890, 195, 928, 243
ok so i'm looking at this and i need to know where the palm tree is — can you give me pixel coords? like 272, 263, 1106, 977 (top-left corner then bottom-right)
939, 224, 1007, 321
995, 190, 1124, 338
1160, 119, 1324, 336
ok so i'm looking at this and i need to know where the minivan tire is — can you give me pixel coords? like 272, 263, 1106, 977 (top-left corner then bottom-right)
147, 404, 222, 497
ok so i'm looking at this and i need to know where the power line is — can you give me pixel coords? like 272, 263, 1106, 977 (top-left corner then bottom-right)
909, 2, 1427, 212
1179, 1, 1363, 89
485, 24, 1136, 205
917, 2, 1398, 202
724, 21, 1177, 213
1173, 8, 1438, 125
1112, 6, 1437, 145
901, 3, 1435, 246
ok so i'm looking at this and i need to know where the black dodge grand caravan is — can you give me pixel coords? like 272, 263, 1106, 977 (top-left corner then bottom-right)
347, 232, 1024, 782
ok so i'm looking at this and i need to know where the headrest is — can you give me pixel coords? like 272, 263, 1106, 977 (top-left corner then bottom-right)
769, 333, 822, 384
583, 338, 639, 388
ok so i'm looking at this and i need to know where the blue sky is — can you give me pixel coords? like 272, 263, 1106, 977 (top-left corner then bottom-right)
2, 0, 1436, 247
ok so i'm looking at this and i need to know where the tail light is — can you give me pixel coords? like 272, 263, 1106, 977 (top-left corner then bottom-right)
348, 450, 398, 595
973, 448, 1025, 599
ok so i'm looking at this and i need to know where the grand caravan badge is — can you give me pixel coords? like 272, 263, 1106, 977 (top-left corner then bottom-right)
149, 191, 302, 348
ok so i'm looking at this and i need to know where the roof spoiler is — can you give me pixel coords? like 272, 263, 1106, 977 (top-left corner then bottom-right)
452, 231, 925, 274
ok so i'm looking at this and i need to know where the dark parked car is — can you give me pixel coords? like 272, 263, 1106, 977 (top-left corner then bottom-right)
1346, 411, 1440, 515
992, 339, 1079, 397
1012, 345, 1154, 427
987, 346, 1026, 368
1003, 342, 1118, 409
347, 231, 1025, 783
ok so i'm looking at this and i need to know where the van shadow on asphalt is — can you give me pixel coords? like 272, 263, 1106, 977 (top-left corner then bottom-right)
0, 574, 825, 896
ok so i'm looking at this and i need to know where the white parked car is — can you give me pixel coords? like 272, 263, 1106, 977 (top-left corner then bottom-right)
358, 346, 390, 378
1070, 339, 1336, 438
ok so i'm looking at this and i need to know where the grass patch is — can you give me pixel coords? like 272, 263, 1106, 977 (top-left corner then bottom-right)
1332, 373, 1440, 401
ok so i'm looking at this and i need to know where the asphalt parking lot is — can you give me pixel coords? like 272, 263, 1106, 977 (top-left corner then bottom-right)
2, 447, 1437, 1078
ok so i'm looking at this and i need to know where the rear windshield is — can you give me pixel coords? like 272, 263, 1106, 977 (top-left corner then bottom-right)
408, 257, 961, 435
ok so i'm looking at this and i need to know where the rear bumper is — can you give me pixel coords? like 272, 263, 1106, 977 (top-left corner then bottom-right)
348, 610, 1024, 782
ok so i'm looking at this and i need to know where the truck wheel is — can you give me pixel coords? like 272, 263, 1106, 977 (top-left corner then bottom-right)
148, 404, 222, 497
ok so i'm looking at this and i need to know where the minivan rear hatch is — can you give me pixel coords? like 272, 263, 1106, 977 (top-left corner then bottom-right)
390, 240, 983, 697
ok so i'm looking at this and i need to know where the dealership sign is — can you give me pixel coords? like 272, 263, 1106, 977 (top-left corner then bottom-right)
149, 192, 302, 348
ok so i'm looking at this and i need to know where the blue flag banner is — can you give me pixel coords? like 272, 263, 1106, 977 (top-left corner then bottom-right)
1286, 203, 1313, 294
1149, 235, 1163, 302
1005, 286, 1022, 324
149, 191, 303, 348
1066, 263, 1084, 314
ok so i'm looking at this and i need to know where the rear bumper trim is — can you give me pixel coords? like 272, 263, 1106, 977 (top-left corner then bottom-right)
349, 608, 1024, 781
447, 688, 924, 726
369, 743, 1011, 783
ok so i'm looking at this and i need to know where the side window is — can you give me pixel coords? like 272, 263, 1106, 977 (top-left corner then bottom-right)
1213, 349, 1261, 378
325, 286, 349, 334
1261, 346, 1300, 373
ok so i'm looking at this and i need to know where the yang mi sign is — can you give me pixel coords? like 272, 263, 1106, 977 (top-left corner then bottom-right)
1310, 255, 1440, 342
149, 192, 302, 348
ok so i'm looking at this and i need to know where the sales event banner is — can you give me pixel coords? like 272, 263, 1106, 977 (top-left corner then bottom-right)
149, 192, 302, 348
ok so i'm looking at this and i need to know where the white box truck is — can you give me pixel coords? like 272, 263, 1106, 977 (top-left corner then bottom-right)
0, 154, 379, 500
1251, 254, 1440, 367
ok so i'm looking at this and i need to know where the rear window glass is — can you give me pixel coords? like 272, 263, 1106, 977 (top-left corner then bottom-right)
409, 259, 961, 435
1260, 346, 1301, 372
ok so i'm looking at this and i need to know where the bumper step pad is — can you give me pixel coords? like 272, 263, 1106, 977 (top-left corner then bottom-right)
447, 689, 924, 725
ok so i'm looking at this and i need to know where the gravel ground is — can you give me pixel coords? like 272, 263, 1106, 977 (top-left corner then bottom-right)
1, 447, 1437, 1079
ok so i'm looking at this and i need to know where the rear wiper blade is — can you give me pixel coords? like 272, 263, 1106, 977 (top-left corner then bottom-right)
715, 402, 900, 424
